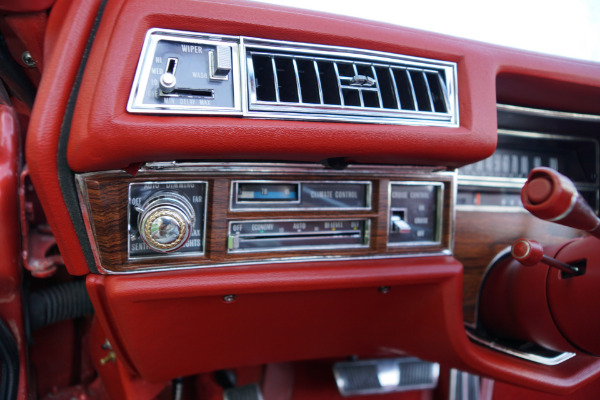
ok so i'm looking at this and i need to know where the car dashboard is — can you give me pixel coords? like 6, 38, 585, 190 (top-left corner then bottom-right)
1, 0, 600, 399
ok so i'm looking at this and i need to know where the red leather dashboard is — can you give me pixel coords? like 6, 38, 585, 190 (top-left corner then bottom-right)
23, 0, 600, 395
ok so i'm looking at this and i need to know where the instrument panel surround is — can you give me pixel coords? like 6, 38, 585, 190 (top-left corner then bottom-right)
76, 163, 455, 273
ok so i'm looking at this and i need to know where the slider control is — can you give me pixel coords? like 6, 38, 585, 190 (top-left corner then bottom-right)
159, 57, 178, 93
210, 45, 232, 80
390, 210, 411, 233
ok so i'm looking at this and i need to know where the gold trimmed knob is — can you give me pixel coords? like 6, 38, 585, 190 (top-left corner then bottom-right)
138, 192, 195, 253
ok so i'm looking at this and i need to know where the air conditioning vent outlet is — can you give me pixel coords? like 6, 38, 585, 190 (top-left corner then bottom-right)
244, 39, 458, 126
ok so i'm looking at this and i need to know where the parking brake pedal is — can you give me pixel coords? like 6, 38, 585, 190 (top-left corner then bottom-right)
333, 357, 439, 396
223, 383, 263, 400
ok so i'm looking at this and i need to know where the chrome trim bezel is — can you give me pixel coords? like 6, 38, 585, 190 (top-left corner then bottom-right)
127, 180, 208, 261
226, 218, 371, 254
229, 180, 372, 211
387, 181, 444, 248
127, 29, 459, 126
127, 29, 242, 114
242, 37, 459, 126
497, 104, 600, 121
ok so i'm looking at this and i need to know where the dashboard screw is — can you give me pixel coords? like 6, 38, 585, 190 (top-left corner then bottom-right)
21, 51, 36, 68
223, 294, 237, 303
100, 351, 116, 365
378, 286, 390, 294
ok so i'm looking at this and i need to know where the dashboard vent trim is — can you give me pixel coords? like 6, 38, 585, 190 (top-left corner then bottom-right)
243, 38, 458, 127
127, 30, 459, 127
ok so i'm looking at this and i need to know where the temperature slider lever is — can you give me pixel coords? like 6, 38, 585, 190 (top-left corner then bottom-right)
521, 167, 600, 238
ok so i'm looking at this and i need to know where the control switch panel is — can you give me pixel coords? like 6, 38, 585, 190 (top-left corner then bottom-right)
128, 181, 207, 259
388, 182, 443, 246
228, 219, 370, 253
127, 29, 241, 114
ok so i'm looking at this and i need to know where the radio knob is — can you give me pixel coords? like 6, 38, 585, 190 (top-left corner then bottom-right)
137, 192, 195, 253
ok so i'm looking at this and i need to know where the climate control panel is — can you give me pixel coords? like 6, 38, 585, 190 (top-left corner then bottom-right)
76, 163, 454, 273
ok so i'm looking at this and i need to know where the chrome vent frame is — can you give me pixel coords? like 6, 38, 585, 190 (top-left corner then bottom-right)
243, 37, 458, 127
127, 29, 459, 127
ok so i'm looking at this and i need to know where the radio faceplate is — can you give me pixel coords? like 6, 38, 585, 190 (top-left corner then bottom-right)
76, 163, 454, 273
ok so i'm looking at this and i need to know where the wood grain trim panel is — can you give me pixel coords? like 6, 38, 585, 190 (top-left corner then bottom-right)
76, 166, 454, 273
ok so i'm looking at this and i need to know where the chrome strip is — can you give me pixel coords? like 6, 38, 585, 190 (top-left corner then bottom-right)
437, 73, 450, 113
271, 56, 280, 103
388, 68, 402, 109
404, 69, 419, 111
292, 58, 302, 103
371, 65, 384, 108
95, 252, 451, 275
245, 49, 257, 104
352, 64, 364, 107
313, 60, 324, 104
332, 62, 344, 106
466, 329, 576, 366
497, 104, 600, 121
421, 70, 435, 111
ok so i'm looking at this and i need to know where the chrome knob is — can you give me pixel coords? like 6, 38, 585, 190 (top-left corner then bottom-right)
137, 192, 195, 253
159, 72, 176, 94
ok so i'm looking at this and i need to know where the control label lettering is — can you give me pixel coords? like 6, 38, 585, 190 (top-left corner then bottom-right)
334, 190, 358, 199
181, 44, 203, 53
310, 190, 333, 199
192, 71, 208, 79
251, 223, 274, 232
391, 191, 408, 199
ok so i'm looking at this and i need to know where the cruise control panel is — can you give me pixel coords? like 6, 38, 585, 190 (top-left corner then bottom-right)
76, 163, 454, 273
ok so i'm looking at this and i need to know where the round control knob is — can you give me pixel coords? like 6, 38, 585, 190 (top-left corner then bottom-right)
138, 192, 195, 253
159, 72, 176, 93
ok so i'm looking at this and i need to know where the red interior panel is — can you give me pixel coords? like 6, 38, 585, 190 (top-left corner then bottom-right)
19, 0, 600, 396
88, 257, 600, 393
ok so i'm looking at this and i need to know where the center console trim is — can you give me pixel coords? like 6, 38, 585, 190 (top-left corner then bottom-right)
75, 162, 456, 275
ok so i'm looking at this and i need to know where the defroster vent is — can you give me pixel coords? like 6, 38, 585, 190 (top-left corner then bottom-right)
245, 39, 458, 126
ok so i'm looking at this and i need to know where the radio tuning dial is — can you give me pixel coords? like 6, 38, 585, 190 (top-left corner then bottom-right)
137, 192, 195, 253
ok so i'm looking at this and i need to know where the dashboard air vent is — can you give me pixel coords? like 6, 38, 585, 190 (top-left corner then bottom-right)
245, 39, 458, 126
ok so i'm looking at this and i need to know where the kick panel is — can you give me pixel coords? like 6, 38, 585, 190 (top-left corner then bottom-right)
76, 163, 454, 273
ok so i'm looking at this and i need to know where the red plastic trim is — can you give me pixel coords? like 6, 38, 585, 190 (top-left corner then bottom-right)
88, 257, 600, 393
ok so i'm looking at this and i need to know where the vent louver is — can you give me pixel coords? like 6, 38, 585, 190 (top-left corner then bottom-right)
245, 39, 458, 126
